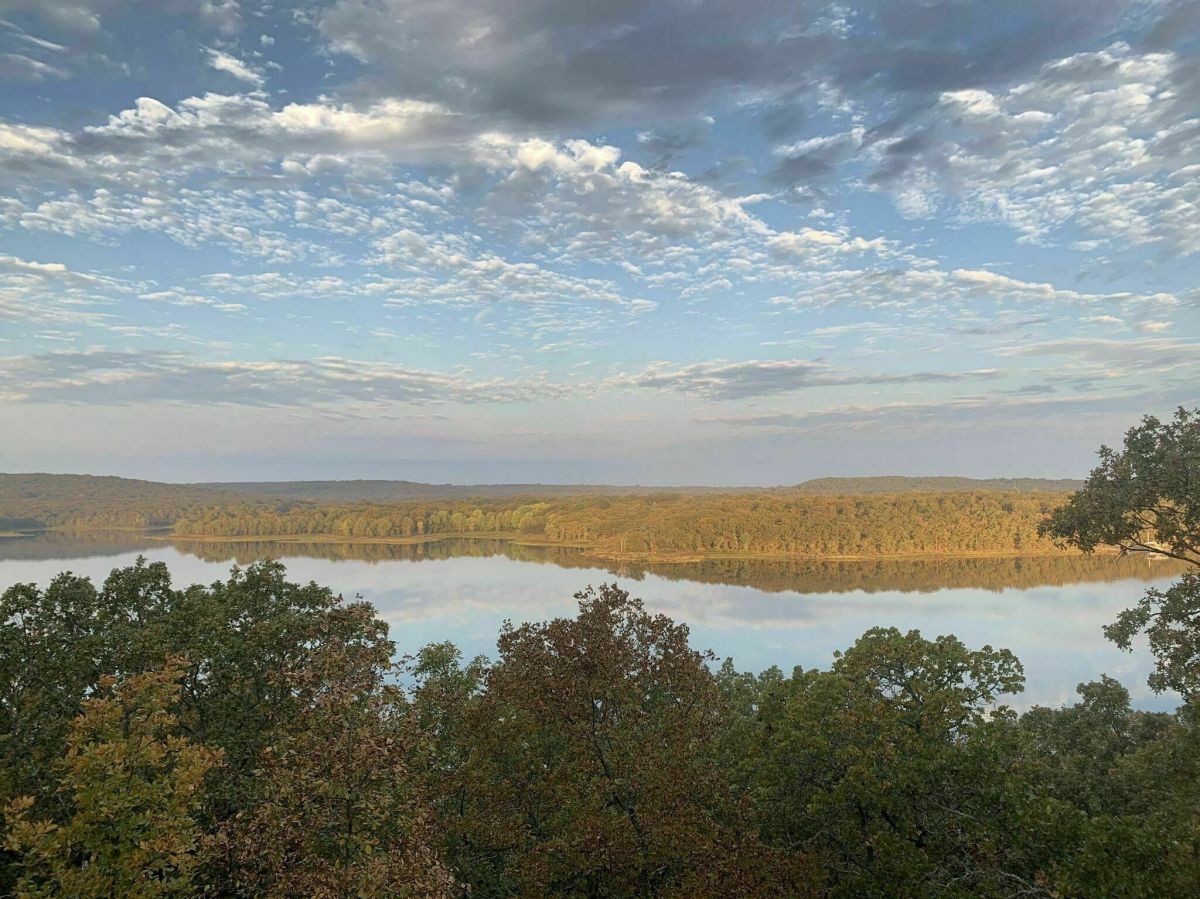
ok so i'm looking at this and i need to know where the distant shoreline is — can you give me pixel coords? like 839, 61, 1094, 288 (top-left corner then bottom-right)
147, 529, 1133, 565
4, 526, 1145, 565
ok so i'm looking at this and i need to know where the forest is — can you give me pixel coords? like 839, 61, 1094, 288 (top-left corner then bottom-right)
1, 475, 1087, 561
166, 491, 1075, 559
1, 409, 1198, 897
0, 474, 280, 532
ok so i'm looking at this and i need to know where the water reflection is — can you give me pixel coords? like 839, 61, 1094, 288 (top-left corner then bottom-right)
0, 531, 1185, 712
9, 531, 1176, 595
0, 529, 161, 561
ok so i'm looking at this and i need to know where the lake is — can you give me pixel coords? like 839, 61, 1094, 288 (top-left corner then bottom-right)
0, 531, 1186, 711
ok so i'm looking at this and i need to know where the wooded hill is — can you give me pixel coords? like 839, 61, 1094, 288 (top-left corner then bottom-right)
169, 492, 1075, 558
198, 475, 1082, 502
0, 473, 280, 531
1, 472, 1084, 559
790, 476, 1083, 494
195, 479, 743, 502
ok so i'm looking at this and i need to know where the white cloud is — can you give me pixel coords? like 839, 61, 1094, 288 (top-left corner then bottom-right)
0, 0, 241, 33
701, 389, 1186, 434
203, 47, 263, 87
0, 349, 565, 406
0, 92, 475, 191
863, 44, 1200, 254
0, 121, 67, 158
1, 51, 69, 80
769, 266, 1179, 313
0, 253, 135, 326
608, 358, 1002, 400
997, 336, 1200, 377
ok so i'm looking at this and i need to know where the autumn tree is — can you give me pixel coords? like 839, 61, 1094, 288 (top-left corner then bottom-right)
439, 583, 814, 897
216, 602, 456, 898
4, 658, 220, 899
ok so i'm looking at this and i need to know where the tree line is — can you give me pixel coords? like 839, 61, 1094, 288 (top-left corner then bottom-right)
0, 474, 280, 532
167, 491, 1075, 559
1, 408, 1198, 897
3, 473, 1086, 561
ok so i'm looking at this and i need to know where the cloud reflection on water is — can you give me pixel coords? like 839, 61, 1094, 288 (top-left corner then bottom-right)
0, 535, 1182, 711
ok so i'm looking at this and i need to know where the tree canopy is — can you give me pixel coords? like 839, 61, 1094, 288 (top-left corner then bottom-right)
1044, 407, 1200, 699
2, 408, 1199, 896
2, 556, 1198, 897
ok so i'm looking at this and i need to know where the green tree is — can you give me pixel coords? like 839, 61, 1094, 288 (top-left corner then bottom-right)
4, 658, 220, 899
0, 572, 117, 813
1013, 679, 1200, 897
1043, 407, 1200, 696
743, 628, 1026, 897
406, 640, 488, 877
0, 558, 402, 893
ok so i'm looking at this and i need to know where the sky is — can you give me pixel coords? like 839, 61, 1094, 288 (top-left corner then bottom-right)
0, 0, 1197, 484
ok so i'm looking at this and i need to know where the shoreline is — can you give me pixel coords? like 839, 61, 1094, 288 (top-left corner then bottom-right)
155, 530, 1123, 564
6, 527, 1164, 566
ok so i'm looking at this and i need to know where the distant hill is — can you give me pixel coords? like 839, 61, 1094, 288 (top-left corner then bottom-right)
198, 476, 1084, 502
790, 477, 1084, 495
0, 473, 278, 530
0, 473, 1088, 559
0, 472, 1084, 531
194, 480, 742, 502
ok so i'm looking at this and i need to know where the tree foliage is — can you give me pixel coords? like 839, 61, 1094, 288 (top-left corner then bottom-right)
731, 629, 1027, 897
2, 560, 1197, 897
215, 603, 456, 898
424, 584, 815, 896
1044, 407, 1200, 698
4, 659, 220, 899
5, 405, 1200, 899
169, 491, 1072, 559
1042, 407, 1200, 564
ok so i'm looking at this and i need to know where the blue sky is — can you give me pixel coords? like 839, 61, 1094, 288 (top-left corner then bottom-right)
0, 0, 1197, 483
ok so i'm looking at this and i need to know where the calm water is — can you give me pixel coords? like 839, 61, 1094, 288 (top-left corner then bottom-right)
0, 532, 1186, 711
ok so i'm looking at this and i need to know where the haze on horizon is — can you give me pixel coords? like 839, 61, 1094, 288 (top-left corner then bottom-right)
1, 0, 1197, 484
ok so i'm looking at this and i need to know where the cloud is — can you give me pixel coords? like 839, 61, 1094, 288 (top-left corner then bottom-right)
853, 43, 1200, 254
997, 336, 1200, 375
368, 227, 639, 307
608, 358, 1001, 400
75, 93, 472, 174
465, 135, 906, 287
702, 388, 1192, 433
769, 128, 865, 187
0, 0, 241, 34
0, 51, 69, 80
203, 47, 263, 87
0, 253, 114, 284
5, 188, 328, 263
316, 0, 1143, 132
0, 121, 67, 159
636, 116, 714, 166
767, 227, 889, 260
0, 92, 475, 194
0, 349, 563, 406
768, 266, 1180, 313
0, 253, 135, 325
